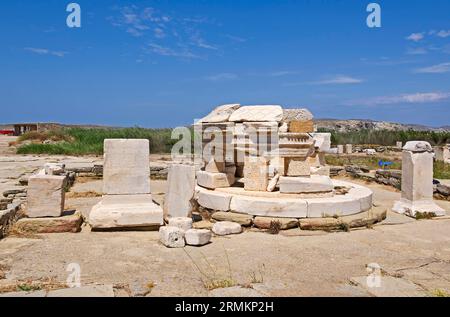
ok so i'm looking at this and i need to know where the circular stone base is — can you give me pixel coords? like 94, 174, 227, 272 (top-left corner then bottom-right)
195, 180, 373, 218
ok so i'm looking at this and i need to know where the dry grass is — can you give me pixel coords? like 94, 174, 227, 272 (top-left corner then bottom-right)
0, 277, 67, 294
267, 220, 281, 235
66, 191, 102, 199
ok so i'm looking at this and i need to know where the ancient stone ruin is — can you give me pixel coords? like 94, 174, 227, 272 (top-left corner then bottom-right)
393, 141, 446, 218
434, 144, 450, 163
88, 139, 163, 229
193, 104, 373, 219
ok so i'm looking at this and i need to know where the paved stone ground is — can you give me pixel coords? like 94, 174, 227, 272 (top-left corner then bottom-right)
1, 155, 450, 297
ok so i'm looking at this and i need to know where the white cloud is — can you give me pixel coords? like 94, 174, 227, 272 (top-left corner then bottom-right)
312, 76, 364, 85
406, 47, 428, 55
24, 47, 67, 57
437, 30, 450, 38
346, 92, 450, 106
146, 43, 199, 59
415, 62, 450, 74
205, 73, 238, 81
269, 70, 298, 77
406, 32, 425, 42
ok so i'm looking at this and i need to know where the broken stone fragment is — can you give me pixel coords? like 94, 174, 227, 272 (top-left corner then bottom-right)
211, 211, 253, 226
253, 217, 298, 230
198, 104, 241, 123
159, 226, 185, 248
228, 105, 283, 122
212, 221, 242, 236
185, 229, 212, 246
267, 173, 280, 192
168, 217, 193, 232
12, 211, 83, 234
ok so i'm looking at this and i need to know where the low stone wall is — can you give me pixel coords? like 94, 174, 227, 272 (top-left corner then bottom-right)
332, 165, 450, 201
66, 165, 169, 180
0, 200, 23, 239
374, 170, 402, 189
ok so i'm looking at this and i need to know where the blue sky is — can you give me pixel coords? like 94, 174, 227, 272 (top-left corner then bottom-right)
1, 0, 449, 128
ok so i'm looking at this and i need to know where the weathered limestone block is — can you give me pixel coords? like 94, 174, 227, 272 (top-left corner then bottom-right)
164, 164, 196, 219
13, 211, 83, 234
311, 166, 331, 177
212, 221, 242, 236
197, 189, 232, 211
267, 174, 280, 192
288, 120, 314, 133
198, 104, 241, 123
244, 157, 269, 191
393, 141, 446, 217
337, 145, 344, 154
311, 133, 331, 152
434, 145, 450, 162
44, 163, 65, 175
282, 108, 313, 122
211, 211, 253, 226
205, 158, 225, 173
89, 195, 163, 229
159, 226, 185, 248
396, 141, 403, 149
286, 158, 311, 177
279, 175, 334, 194
26, 175, 66, 218
103, 139, 150, 195
345, 144, 353, 154
197, 171, 235, 189
229, 105, 283, 122
307, 196, 362, 218
185, 229, 212, 246
253, 217, 298, 230
168, 217, 193, 232
230, 195, 308, 218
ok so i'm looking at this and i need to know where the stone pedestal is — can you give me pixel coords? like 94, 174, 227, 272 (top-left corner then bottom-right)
434, 145, 450, 162
396, 142, 403, 149
89, 195, 163, 229
26, 175, 66, 218
337, 145, 344, 155
392, 141, 446, 217
345, 144, 353, 154
89, 139, 163, 229
164, 164, 196, 219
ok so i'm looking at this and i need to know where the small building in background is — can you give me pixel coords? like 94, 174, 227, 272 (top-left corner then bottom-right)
13, 123, 62, 136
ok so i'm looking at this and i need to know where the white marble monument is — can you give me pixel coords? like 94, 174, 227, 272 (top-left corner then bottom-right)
393, 141, 446, 218
89, 139, 163, 229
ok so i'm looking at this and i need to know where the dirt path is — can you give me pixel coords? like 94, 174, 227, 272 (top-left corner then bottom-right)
1, 176, 450, 297
0, 136, 17, 155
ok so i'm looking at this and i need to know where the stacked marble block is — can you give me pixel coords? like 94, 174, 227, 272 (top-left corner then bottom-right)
393, 141, 446, 218
88, 139, 163, 229
194, 104, 333, 194
26, 164, 67, 218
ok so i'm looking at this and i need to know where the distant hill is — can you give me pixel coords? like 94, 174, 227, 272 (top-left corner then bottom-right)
314, 119, 450, 133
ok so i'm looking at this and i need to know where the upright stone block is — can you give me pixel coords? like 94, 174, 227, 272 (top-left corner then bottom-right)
393, 141, 446, 217
164, 164, 196, 219
89, 139, 163, 229
396, 142, 403, 149
337, 145, 344, 155
103, 139, 150, 195
26, 175, 66, 218
345, 144, 353, 154
286, 158, 310, 177
244, 157, 269, 191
